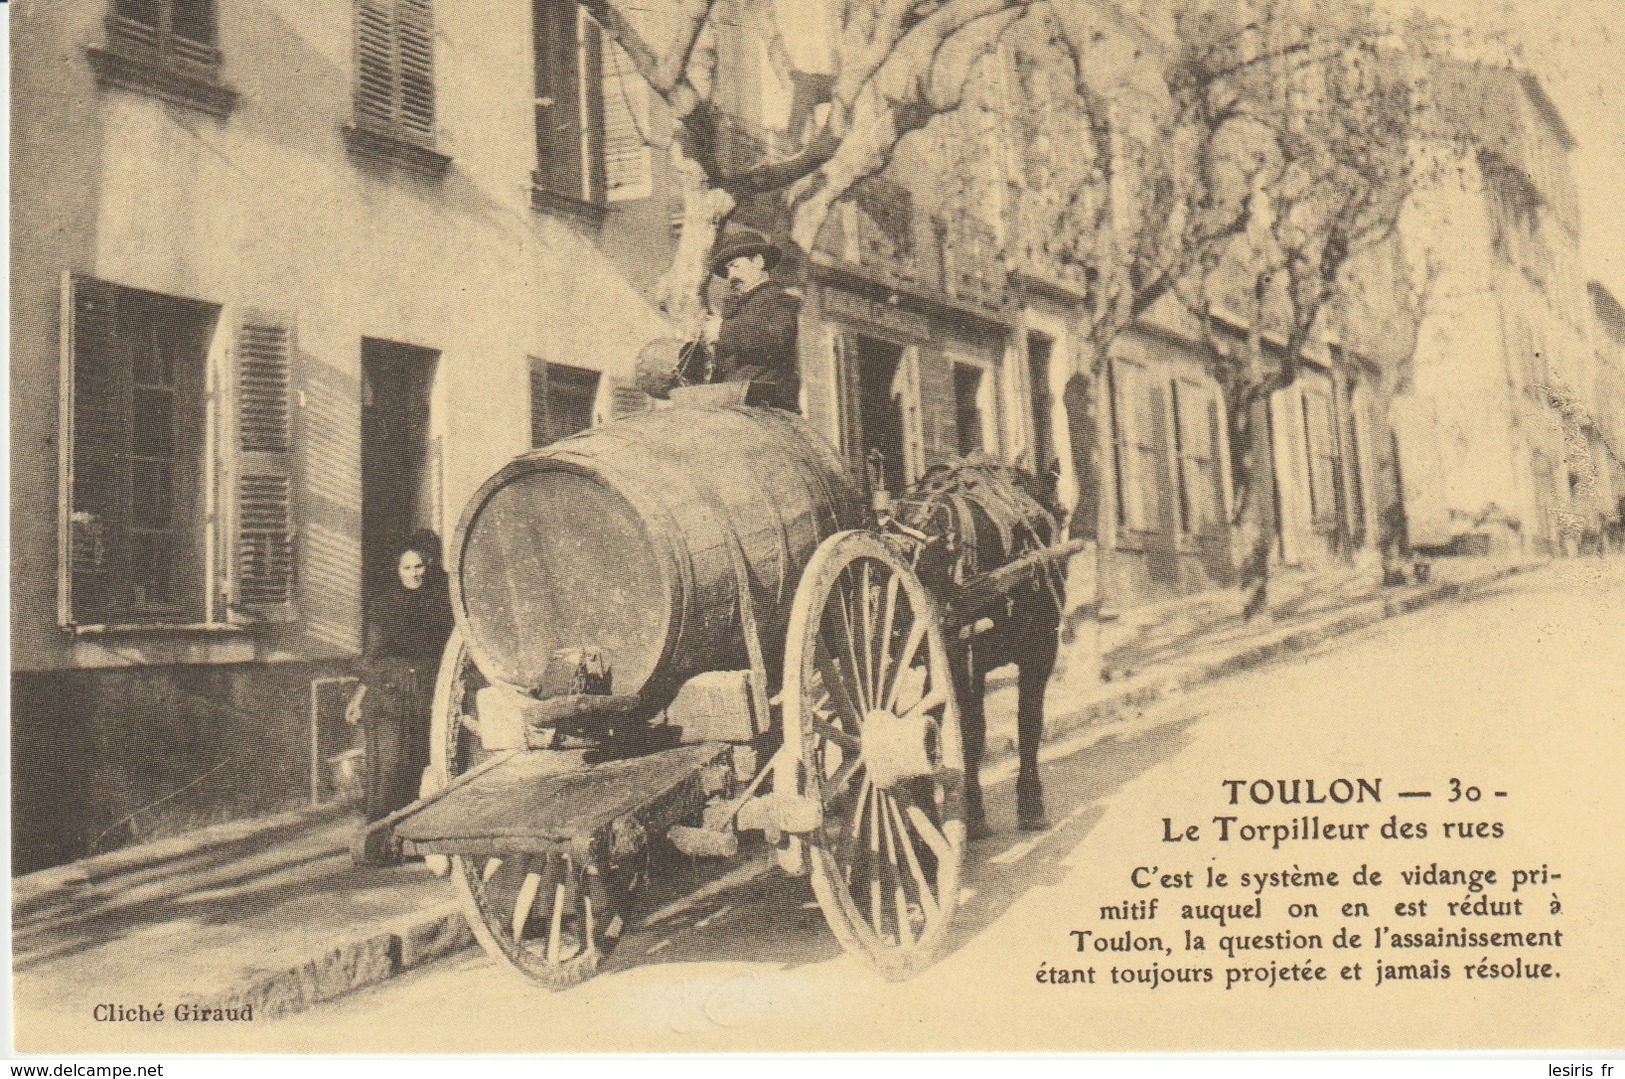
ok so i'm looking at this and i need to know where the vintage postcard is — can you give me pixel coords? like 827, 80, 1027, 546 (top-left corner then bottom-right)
9, 0, 1624, 1056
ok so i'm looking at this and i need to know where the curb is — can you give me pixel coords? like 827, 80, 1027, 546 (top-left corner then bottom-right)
33, 561, 1539, 1021
983, 561, 1538, 762
203, 903, 473, 1021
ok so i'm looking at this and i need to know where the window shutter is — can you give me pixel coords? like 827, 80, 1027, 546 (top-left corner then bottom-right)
609, 380, 653, 419
227, 310, 298, 623
395, 0, 436, 145
600, 38, 651, 201
1205, 392, 1224, 532
60, 274, 130, 627
534, 0, 584, 198
354, 0, 396, 133
529, 357, 552, 448
582, 17, 608, 204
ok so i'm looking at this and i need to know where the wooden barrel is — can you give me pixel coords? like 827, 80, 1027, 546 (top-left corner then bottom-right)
451, 405, 865, 701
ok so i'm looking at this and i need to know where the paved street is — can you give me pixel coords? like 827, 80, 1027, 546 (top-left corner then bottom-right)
40, 562, 1625, 1053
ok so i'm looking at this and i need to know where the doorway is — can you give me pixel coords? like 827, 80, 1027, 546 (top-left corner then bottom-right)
855, 336, 909, 497
361, 338, 441, 606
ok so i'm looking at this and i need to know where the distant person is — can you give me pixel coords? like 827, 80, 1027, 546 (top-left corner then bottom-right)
348, 534, 454, 823
701, 228, 802, 412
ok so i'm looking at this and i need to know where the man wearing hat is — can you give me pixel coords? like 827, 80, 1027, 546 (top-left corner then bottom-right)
702, 228, 802, 412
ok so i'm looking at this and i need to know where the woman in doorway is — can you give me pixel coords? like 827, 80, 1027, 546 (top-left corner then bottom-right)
348, 533, 455, 824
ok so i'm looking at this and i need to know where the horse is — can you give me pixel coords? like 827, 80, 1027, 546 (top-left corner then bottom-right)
890, 455, 1069, 837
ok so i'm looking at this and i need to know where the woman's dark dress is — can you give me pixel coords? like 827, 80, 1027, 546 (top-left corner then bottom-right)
361, 571, 454, 822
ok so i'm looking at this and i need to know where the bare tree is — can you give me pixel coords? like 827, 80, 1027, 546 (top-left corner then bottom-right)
579, 0, 1037, 334
1166, 2, 1431, 617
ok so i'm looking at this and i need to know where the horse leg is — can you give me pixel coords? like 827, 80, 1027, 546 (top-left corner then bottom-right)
954, 648, 990, 839
1016, 628, 1057, 831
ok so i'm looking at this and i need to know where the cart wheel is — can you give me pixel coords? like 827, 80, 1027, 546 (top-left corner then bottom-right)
429, 629, 624, 989
783, 530, 965, 980
453, 849, 627, 989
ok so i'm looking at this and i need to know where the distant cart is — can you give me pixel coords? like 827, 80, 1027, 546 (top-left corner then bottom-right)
360, 388, 1069, 987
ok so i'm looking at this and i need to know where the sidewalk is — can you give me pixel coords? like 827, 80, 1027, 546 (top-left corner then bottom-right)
11, 556, 1541, 1031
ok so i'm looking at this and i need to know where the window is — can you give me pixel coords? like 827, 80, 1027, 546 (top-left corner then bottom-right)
533, 0, 605, 208
533, 2, 654, 212
530, 360, 600, 447
89, 0, 237, 116
1299, 385, 1343, 534
110, 0, 218, 62
953, 360, 998, 457
1027, 333, 1056, 472
348, 0, 447, 174
1170, 378, 1224, 536
60, 276, 298, 629
1107, 359, 1165, 532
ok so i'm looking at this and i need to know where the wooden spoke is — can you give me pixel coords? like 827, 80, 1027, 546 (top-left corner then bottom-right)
833, 579, 871, 714
868, 786, 884, 940
902, 802, 954, 863
815, 640, 865, 727
860, 562, 877, 704
884, 620, 928, 713
901, 689, 948, 726
512, 864, 544, 943
811, 717, 861, 755
879, 791, 913, 947
783, 530, 964, 980
873, 573, 902, 707
823, 753, 866, 806
885, 793, 940, 921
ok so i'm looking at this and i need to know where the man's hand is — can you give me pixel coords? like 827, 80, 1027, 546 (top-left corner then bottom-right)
701, 312, 724, 345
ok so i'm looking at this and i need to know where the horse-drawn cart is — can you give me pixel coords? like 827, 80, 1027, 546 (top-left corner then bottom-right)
359, 391, 1068, 987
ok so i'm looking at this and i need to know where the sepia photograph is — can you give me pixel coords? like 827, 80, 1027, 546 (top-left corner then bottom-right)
7, 0, 1624, 1057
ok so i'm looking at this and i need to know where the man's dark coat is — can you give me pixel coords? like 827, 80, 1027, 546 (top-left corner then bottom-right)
712, 280, 801, 411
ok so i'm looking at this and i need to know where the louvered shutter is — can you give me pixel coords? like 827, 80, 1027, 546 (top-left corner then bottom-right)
600, 38, 651, 201
354, 0, 396, 134
228, 311, 298, 623
354, 0, 435, 146
60, 274, 130, 627
395, 0, 436, 145
609, 380, 653, 420
1205, 391, 1225, 532
1142, 377, 1173, 534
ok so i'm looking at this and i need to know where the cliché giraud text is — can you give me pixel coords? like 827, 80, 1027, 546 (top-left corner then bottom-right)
1033, 777, 1567, 990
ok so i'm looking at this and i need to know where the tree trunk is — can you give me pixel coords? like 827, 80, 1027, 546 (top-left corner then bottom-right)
1226, 386, 1277, 620
656, 141, 736, 338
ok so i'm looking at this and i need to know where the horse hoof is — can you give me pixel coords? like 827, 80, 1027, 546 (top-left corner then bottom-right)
1017, 814, 1050, 832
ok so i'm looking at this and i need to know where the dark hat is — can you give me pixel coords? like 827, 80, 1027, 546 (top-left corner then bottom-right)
709, 228, 782, 277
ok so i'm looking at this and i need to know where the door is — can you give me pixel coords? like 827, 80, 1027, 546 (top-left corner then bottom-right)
361, 338, 440, 609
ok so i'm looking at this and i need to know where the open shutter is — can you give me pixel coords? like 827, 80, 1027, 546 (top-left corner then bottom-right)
596, 375, 651, 425
600, 37, 652, 201
227, 310, 298, 624
893, 348, 925, 484
534, 0, 584, 198
60, 274, 129, 628
1205, 390, 1224, 533
395, 0, 436, 146
529, 357, 552, 448
582, 15, 608, 204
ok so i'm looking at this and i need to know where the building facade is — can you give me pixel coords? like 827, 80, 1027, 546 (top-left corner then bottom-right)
1391, 64, 1595, 556
10, 0, 683, 871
